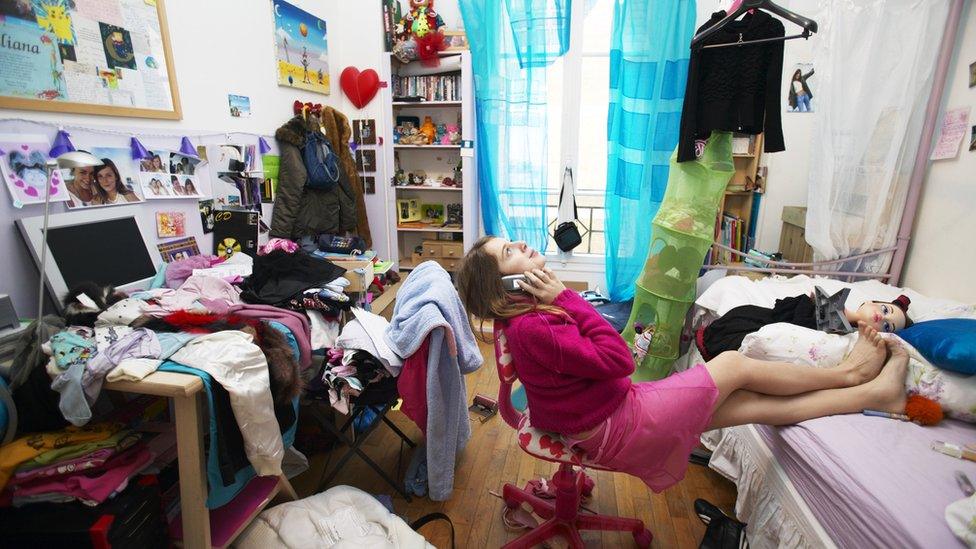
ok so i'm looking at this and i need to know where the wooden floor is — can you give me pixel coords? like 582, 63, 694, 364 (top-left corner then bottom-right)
291, 340, 738, 548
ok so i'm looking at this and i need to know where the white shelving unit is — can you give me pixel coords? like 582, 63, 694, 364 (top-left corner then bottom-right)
381, 51, 479, 274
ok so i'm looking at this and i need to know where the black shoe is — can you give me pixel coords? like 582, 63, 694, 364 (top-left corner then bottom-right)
689, 447, 713, 467
699, 515, 748, 549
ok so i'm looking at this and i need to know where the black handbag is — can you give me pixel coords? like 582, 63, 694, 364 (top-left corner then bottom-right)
553, 167, 582, 252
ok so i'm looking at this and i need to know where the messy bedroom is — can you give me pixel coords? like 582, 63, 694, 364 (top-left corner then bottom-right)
0, 0, 974, 547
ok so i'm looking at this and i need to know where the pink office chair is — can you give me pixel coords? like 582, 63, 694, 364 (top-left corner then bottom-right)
493, 323, 652, 548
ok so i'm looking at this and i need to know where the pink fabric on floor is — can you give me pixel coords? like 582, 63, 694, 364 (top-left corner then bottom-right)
398, 338, 430, 436
568, 364, 718, 493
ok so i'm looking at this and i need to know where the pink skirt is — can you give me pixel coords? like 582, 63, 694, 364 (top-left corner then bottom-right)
566, 365, 718, 492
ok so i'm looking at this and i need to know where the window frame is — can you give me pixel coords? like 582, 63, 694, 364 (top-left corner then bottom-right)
546, 0, 611, 262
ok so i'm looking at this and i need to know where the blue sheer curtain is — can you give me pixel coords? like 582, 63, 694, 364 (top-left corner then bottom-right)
460, 0, 571, 251
604, 0, 696, 301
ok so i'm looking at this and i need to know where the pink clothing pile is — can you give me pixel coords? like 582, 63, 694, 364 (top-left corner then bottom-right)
3, 443, 155, 507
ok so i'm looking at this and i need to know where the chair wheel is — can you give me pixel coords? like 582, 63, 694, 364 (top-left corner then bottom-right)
633, 529, 653, 547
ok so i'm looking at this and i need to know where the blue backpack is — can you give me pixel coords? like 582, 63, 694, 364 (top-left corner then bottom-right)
302, 130, 341, 190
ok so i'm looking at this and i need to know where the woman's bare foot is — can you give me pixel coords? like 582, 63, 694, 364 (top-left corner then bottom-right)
865, 341, 909, 413
838, 324, 887, 386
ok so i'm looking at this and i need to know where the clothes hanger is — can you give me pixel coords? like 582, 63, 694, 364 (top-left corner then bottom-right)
690, 0, 818, 50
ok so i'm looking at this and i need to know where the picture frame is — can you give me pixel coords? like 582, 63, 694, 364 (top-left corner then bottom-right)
362, 176, 376, 195
443, 30, 468, 51
421, 202, 446, 225
397, 198, 421, 223
356, 149, 377, 173
0, 0, 183, 120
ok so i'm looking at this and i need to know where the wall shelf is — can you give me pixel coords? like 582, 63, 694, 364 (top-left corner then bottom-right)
385, 50, 478, 272
394, 186, 462, 192
397, 225, 464, 233
393, 101, 463, 107
393, 144, 462, 149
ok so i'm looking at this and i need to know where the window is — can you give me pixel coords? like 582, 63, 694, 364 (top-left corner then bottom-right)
545, 0, 614, 256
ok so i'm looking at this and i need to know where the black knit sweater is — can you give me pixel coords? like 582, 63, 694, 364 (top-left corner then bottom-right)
677, 10, 786, 162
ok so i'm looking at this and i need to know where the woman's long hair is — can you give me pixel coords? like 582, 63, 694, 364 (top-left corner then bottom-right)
792, 69, 802, 81
456, 236, 565, 339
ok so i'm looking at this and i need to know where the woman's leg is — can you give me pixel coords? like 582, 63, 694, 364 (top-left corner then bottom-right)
707, 347, 909, 430
704, 324, 887, 409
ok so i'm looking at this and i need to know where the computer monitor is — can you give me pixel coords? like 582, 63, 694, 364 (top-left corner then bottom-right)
16, 207, 161, 311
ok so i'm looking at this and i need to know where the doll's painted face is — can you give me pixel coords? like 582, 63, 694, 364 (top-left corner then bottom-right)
855, 301, 907, 333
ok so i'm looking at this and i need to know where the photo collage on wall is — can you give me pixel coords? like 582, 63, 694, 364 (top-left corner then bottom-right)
353, 119, 377, 194
138, 149, 202, 199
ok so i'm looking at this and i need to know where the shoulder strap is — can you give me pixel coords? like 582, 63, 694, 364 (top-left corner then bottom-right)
410, 512, 455, 549
557, 167, 578, 223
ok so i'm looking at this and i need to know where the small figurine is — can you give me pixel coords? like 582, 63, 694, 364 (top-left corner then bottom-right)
395, 0, 446, 66
436, 123, 448, 144
453, 164, 463, 187
419, 116, 436, 145
407, 172, 417, 186
445, 123, 461, 145
441, 176, 455, 187
394, 168, 406, 186
425, 176, 436, 186
393, 125, 403, 144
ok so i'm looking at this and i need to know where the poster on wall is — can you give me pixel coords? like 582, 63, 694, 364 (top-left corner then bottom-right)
0, 133, 68, 207
156, 211, 186, 238
63, 146, 145, 208
272, 0, 329, 96
786, 63, 815, 113
0, 0, 182, 119
228, 94, 251, 118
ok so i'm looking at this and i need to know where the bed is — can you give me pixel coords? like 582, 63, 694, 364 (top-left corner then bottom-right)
683, 275, 976, 548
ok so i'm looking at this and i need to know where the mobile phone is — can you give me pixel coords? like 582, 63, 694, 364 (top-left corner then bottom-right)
501, 274, 527, 292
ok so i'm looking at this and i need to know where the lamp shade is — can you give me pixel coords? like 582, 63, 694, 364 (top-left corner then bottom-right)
54, 150, 102, 169
258, 137, 272, 155
130, 137, 151, 160
49, 129, 76, 158
179, 136, 199, 158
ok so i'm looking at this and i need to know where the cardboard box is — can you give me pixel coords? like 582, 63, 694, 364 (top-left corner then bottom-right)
328, 258, 373, 293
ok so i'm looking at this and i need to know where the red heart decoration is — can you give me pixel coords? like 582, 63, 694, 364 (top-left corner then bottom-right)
518, 432, 532, 448
340, 67, 380, 109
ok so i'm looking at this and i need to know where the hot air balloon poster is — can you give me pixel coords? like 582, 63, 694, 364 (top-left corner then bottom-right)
272, 0, 329, 96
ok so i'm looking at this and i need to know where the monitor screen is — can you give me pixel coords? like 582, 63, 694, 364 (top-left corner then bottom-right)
45, 217, 156, 289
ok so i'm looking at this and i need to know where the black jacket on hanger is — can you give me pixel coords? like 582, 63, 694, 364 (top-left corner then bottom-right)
677, 10, 786, 162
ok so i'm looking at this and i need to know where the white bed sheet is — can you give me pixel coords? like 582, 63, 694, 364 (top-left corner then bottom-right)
702, 425, 836, 549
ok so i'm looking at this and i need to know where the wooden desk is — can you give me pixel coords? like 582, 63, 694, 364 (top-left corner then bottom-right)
106, 371, 296, 548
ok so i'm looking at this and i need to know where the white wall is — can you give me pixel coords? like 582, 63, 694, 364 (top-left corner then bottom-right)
0, 0, 415, 316
902, 2, 976, 302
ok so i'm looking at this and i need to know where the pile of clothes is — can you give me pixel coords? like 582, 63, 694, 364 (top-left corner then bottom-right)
0, 422, 150, 508
310, 308, 402, 415
4, 268, 314, 510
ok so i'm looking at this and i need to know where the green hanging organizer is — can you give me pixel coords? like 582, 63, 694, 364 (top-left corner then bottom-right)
622, 132, 735, 381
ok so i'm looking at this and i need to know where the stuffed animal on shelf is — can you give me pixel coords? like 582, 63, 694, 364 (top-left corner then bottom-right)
419, 116, 437, 144
393, 125, 403, 143
446, 123, 461, 145
395, 0, 446, 66
436, 123, 448, 144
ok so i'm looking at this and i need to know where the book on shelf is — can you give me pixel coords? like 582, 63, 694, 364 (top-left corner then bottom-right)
392, 74, 462, 102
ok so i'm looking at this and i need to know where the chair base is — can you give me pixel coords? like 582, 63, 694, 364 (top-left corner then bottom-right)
501, 464, 652, 549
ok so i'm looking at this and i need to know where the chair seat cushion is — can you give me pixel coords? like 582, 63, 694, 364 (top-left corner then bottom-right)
515, 412, 608, 469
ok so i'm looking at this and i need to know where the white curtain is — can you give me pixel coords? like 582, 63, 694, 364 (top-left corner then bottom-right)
805, 0, 950, 274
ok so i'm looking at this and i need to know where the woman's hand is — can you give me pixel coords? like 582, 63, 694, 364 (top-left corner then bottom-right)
518, 268, 566, 305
